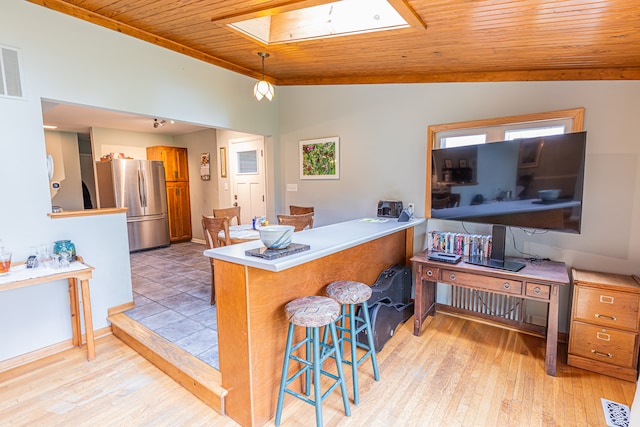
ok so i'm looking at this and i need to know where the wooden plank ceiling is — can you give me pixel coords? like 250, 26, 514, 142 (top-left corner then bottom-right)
28, 0, 640, 85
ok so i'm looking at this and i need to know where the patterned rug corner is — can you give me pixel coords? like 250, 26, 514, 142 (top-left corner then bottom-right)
602, 398, 630, 427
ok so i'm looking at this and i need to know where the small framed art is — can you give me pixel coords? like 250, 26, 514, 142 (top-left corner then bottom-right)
220, 147, 227, 178
299, 137, 340, 180
519, 140, 544, 168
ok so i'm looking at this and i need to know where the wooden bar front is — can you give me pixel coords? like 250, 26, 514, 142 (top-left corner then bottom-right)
214, 229, 410, 427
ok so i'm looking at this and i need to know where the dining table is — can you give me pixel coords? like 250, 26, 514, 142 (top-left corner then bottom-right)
219, 224, 261, 245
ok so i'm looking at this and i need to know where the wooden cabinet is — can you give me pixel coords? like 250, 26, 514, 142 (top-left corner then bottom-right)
146, 146, 189, 182
568, 268, 640, 381
166, 182, 192, 242
147, 146, 192, 242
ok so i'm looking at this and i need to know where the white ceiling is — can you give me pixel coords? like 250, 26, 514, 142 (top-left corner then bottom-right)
41, 100, 211, 136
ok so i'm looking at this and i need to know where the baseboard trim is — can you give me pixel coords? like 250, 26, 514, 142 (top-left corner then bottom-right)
0, 326, 112, 373
108, 301, 135, 316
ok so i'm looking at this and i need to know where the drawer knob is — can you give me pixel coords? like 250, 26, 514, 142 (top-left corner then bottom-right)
503, 282, 511, 290
449, 273, 456, 281
533, 287, 541, 294
426, 270, 433, 277
591, 349, 612, 358
595, 313, 617, 321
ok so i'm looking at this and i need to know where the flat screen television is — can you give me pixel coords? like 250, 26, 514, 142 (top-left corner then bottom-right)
430, 131, 587, 270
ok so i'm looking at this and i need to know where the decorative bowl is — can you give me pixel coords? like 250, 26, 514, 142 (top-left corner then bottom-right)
259, 225, 294, 249
54, 240, 77, 261
538, 189, 561, 201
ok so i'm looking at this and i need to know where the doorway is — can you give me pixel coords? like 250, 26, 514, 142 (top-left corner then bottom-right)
228, 137, 267, 224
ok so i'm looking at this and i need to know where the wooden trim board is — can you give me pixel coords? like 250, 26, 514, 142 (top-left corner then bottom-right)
108, 313, 227, 414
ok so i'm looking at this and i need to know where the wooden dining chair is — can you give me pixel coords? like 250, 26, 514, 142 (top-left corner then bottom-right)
289, 205, 314, 215
431, 197, 450, 210
202, 215, 231, 305
213, 206, 241, 226
277, 212, 314, 232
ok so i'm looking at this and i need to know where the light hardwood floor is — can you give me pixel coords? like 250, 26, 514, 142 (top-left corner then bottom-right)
0, 312, 635, 426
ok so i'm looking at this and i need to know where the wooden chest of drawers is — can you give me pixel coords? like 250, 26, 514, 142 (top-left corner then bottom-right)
568, 268, 640, 381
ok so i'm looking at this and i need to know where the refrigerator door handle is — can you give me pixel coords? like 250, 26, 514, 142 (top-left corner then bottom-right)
138, 169, 147, 207
127, 214, 166, 223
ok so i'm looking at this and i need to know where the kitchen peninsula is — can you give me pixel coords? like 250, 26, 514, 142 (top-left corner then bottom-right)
204, 217, 425, 427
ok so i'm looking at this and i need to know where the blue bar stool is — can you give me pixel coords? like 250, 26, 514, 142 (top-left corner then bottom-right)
275, 296, 351, 426
325, 280, 380, 405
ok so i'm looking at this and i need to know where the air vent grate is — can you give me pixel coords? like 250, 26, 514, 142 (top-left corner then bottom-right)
0, 45, 24, 99
451, 285, 525, 322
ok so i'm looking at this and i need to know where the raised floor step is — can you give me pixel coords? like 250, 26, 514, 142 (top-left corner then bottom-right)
108, 313, 227, 415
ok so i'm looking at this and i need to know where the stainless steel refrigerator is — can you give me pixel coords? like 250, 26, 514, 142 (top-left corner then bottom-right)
95, 159, 170, 252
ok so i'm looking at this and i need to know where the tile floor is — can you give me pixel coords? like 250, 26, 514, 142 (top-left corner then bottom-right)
124, 241, 220, 370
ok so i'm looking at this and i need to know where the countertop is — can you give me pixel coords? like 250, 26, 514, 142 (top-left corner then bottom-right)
431, 198, 580, 220
204, 217, 425, 272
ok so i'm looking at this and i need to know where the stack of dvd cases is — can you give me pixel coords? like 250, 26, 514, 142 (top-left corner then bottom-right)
429, 230, 492, 259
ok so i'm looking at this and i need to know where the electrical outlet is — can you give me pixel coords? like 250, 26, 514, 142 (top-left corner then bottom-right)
408, 202, 415, 214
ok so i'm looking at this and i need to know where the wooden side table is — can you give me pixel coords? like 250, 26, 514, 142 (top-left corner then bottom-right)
411, 250, 570, 376
0, 258, 96, 360
568, 268, 640, 381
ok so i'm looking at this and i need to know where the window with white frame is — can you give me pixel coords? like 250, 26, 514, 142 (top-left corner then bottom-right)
436, 118, 575, 149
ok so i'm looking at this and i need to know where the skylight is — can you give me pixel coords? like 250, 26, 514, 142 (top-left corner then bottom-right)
228, 0, 413, 45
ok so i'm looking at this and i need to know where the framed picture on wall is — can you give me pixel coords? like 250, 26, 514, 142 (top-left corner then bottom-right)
200, 152, 210, 180
299, 137, 340, 180
519, 139, 544, 168
219, 147, 227, 178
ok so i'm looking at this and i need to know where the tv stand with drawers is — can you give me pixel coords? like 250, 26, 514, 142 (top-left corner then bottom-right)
411, 250, 570, 376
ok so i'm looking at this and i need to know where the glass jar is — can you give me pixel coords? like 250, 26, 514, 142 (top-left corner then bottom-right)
0, 250, 11, 275
53, 240, 76, 261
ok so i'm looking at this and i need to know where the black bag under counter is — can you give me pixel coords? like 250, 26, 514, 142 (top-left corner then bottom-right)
356, 264, 414, 352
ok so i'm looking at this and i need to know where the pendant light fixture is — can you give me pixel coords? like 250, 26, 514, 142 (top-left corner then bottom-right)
253, 52, 275, 101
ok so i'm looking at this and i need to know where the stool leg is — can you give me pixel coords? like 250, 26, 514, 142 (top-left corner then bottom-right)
330, 322, 351, 417
305, 327, 312, 396
312, 326, 323, 427
275, 323, 295, 426
339, 305, 347, 355
347, 303, 361, 404
361, 301, 380, 381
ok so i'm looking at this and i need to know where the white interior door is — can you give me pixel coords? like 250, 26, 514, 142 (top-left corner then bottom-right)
229, 137, 266, 224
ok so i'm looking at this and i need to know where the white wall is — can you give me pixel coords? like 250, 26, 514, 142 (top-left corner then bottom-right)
278, 82, 640, 332
0, 0, 277, 362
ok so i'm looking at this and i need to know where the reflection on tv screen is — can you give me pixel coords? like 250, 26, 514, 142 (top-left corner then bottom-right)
431, 132, 586, 234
